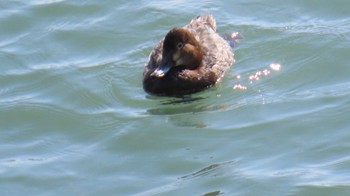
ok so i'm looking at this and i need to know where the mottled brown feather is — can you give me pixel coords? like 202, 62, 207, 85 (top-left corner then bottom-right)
143, 15, 234, 96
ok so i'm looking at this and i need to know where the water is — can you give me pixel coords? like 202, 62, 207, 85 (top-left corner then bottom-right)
1, 0, 350, 195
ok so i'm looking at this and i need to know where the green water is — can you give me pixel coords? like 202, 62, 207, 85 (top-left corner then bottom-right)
1, 0, 350, 195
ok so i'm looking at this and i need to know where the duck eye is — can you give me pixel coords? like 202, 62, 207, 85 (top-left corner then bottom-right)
177, 42, 184, 49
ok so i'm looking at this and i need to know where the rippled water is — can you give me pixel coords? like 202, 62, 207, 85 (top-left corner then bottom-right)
1, 0, 350, 195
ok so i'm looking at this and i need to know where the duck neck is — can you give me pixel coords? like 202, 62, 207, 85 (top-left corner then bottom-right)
189, 44, 203, 69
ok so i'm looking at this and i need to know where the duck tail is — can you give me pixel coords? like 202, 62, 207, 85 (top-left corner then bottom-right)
192, 14, 217, 32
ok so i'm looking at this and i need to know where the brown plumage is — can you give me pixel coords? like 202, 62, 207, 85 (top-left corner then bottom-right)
143, 15, 234, 96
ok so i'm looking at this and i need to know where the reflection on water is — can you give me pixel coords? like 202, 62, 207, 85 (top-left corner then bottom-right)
233, 63, 282, 91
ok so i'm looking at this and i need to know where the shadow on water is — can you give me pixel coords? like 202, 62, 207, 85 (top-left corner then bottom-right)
143, 87, 245, 128
144, 94, 219, 128
160, 96, 205, 105
145, 94, 211, 116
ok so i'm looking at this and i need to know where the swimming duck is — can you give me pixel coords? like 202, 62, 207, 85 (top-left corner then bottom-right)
143, 15, 234, 96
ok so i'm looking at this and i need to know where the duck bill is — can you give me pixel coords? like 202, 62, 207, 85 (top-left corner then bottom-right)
151, 56, 175, 77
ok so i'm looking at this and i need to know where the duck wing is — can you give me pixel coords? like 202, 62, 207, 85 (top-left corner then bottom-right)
184, 15, 234, 80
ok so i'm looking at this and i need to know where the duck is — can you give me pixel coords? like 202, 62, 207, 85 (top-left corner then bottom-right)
143, 15, 235, 96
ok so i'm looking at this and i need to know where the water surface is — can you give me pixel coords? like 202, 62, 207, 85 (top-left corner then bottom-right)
1, 0, 350, 195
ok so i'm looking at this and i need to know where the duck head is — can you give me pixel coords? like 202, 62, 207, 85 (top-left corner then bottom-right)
151, 28, 203, 77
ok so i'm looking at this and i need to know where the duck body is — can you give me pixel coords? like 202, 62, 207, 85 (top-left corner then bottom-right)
143, 15, 234, 96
